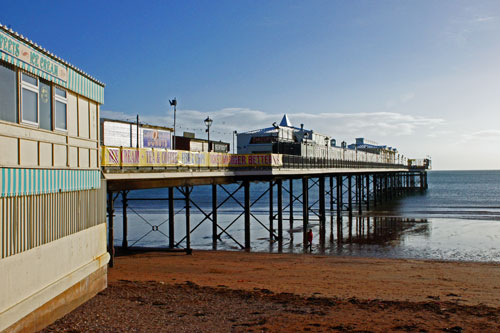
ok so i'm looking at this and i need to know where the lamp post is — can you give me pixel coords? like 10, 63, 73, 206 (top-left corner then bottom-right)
204, 116, 213, 152
325, 137, 329, 160
169, 98, 177, 149
233, 130, 237, 154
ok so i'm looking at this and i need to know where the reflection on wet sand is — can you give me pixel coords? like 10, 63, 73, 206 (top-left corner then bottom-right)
336, 216, 430, 245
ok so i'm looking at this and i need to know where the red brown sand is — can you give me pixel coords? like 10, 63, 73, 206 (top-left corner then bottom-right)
43, 251, 500, 332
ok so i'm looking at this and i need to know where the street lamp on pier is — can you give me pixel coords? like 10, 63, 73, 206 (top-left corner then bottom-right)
169, 98, 177, 149
204, 116, 213, 152
233, 130, 237, 154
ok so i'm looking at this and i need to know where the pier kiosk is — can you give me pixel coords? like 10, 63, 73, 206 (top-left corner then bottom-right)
0, 25, 107, 331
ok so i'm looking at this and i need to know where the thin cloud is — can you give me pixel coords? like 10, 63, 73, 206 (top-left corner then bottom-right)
101, 108, 444, 146
462, 129, 500, 142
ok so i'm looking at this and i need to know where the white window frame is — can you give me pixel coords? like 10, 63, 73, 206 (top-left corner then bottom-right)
54, 86, 67, 131
20, 72, 39, 126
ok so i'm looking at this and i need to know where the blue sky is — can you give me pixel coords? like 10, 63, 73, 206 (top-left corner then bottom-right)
2, 1, 500, 170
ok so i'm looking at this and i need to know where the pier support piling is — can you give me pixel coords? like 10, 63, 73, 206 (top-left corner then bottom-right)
302, 177, 309, 251
289, 179, 294, 243
168, 187, 175, 249
269, 181, 274, 242
185, 186, 191, 253
319, 176, 326, 249
212, 184, 217, 250
348, 175, 353, 218
244, 180, 251, 251
121, 190, 128, 249
107, 191, 115, 268
277, 179, 283, 251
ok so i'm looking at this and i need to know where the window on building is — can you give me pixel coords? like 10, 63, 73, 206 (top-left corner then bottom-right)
54, 86, 67, 131
21, 72, 39, 124
0, 62, 18, 123
39, 80, 52, 130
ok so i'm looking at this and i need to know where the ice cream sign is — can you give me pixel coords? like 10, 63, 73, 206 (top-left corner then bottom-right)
0, 30, 67, 82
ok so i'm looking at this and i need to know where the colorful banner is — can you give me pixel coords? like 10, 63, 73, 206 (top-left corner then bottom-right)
101, 146, 283, 168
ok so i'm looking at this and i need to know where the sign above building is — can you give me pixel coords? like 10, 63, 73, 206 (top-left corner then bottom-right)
0, 30, 67, 82
0, 27, 104, 104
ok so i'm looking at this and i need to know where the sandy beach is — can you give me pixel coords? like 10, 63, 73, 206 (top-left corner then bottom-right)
43, 250, 500, 332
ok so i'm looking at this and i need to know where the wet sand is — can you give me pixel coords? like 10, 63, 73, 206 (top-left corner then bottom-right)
43, 251, 500, 332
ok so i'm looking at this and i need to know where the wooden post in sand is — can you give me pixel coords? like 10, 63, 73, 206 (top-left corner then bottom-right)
212, 184, 217, 250
168, 187, 175, 249
244, 180, 251, 250
302, 177, 309, 251
277, 179, 283, 251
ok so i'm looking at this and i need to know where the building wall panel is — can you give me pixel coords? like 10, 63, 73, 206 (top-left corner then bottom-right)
67, 93, 78, 137
39, 142, 53, 167
68, 146, 78, 168
78, 148, 89, 168
0, 136, 18, 166
78, 97, 89, 139
90, 148, 97, 168
53, 144, 67, 167
19, 139, 38, 166
89, 102, 97, 141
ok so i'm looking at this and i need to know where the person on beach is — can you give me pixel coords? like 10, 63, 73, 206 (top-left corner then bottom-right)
307, 229, 313, 252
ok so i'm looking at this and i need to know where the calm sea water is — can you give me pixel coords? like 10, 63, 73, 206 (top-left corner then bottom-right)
112, 170, 500, 262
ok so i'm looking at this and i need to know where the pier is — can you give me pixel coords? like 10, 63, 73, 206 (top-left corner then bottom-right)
102, 147, 429, 267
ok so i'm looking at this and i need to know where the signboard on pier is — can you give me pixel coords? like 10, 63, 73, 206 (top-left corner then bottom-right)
101, 146, 283, 168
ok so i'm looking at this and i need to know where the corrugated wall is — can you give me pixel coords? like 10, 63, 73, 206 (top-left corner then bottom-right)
0, 183, 106, 259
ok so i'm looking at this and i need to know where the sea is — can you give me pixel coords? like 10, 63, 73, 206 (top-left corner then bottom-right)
112, 170, 500, 262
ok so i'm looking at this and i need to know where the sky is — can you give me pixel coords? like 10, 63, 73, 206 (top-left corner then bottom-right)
1, 0, 499, 170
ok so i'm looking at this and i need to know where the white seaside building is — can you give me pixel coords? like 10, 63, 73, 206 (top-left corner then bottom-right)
0, 25, 108, 331
236, 114, 333, 158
